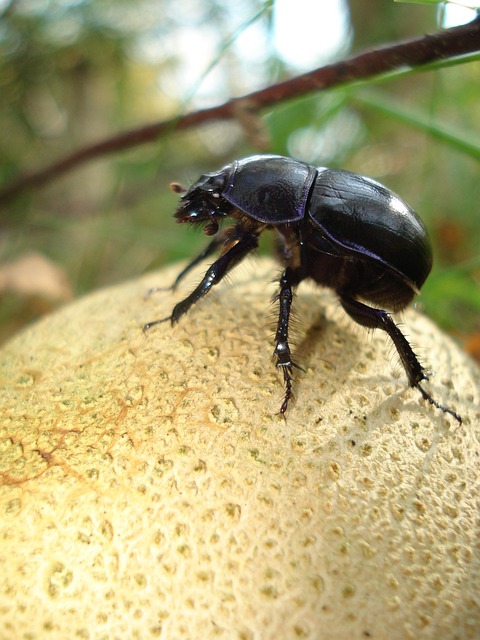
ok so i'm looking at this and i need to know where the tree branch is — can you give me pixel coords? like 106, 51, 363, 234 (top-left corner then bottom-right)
1, 16, 479, 207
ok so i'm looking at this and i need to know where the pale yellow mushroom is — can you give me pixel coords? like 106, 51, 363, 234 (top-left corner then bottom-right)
0, 258, 478, 639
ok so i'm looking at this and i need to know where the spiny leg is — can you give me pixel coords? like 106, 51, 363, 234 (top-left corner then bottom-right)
340, 294, 461, 423
274, 267, 303, 414
143, 229, 259, 331
145, 229, 230, 298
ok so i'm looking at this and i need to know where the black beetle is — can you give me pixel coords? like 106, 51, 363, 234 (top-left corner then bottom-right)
145, 154, 461, 423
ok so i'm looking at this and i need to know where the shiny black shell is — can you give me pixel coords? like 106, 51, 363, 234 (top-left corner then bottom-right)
219, 155, 432, 293
308, 168, 432, 292
222, 155, 317, 224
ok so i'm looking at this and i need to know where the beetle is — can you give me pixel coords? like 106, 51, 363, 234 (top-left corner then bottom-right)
144, 154, 461, 423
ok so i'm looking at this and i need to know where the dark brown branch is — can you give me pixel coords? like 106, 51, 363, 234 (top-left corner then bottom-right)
1, 16, 479, 207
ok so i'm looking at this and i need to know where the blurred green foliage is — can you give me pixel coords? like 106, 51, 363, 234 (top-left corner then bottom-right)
0, 0, 479, 346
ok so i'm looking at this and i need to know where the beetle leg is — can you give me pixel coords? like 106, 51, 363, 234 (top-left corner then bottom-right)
169, 230, 232, 291
273, 267, 304, 414
144, 231, 259, 331
145, 230, 230, 299
339, 295, 461, 423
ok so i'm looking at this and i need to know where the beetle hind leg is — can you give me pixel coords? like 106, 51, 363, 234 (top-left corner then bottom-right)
415, 381, 462, 423
339, 294, 461, 423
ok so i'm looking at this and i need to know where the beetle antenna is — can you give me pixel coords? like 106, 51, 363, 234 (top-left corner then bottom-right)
416, 383, 462, 424
170, 182, 186, 194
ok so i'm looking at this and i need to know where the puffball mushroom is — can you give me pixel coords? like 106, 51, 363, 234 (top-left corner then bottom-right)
0, 258, 478, 640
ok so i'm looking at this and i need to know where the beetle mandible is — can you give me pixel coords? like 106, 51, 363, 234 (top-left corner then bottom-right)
144, 154, 461, 423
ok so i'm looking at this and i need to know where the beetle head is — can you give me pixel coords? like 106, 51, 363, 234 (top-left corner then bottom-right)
171, 167, 232, 236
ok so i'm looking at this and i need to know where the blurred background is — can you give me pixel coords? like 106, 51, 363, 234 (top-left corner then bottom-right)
0, 0, 479, 359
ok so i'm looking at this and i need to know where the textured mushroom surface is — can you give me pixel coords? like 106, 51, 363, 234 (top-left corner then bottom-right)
0, 258, 478, 640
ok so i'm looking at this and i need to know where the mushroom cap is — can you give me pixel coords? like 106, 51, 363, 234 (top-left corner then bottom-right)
0, 258, 478, 639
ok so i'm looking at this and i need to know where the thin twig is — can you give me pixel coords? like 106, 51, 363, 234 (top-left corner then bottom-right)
1, 16, 479, 207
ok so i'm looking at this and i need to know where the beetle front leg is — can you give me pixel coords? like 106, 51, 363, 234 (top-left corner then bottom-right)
339, 295, 461, 423
168, 230, 232, 292
144, 231, 259, 331
274, 267, 303, 414
145, 230, 230, 299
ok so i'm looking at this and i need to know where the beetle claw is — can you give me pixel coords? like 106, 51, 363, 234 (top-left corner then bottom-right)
277, 364, 295, 415
416, 383, 462, 424
142, 316, 171, 334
